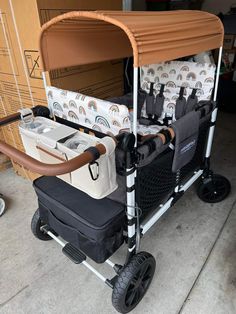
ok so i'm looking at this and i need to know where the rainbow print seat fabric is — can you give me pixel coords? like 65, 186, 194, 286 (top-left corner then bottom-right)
46, 61, 216, 137
46, 86, 131, 136
140, 61, 216, 119
46, 87, 163, 136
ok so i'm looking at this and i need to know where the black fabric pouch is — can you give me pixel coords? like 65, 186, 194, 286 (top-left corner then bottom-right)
34, 176, 125, 263
171, 111, 200, 172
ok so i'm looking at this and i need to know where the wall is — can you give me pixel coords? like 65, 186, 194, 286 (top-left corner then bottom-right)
202, 0, 234, 14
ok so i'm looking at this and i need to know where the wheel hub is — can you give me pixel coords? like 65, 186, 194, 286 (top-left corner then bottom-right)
112, 252, 156, 313
197, 174, 231, 203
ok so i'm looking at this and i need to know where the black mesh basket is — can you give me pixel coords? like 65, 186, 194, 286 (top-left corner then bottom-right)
136, 118, 210, 214
136, 148, 176, 213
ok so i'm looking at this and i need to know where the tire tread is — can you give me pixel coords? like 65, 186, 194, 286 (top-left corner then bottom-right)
112, 252, 155, 313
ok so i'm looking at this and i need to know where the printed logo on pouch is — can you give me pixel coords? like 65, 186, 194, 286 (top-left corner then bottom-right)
180, 139, 196, 154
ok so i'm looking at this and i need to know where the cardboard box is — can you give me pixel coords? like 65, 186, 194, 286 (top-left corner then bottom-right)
0, 152, 11, 171
0, 0, 123, 178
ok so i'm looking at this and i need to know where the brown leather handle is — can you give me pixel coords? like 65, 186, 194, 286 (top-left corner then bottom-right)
0, 112, 21, 127
0, 140, 106, 176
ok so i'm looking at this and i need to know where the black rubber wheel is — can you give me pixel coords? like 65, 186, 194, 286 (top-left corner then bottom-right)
112, 252, 156, 313
197, 174, 231, 203
31, 209, 51, 241
0, 196, 6, 217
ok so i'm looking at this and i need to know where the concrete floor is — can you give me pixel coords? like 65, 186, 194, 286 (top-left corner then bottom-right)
0, 111, 235, 314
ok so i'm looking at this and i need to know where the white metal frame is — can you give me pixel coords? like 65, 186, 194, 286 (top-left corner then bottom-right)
205, 46, 223, 158
125, 67, 139, 255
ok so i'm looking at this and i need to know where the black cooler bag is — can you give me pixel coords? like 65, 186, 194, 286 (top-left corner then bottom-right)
33, 176, 125, 263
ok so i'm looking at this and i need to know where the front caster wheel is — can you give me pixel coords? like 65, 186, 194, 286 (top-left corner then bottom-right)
31, 209, 52, 241
112, 252, 156, 313
197, 174, 231, 203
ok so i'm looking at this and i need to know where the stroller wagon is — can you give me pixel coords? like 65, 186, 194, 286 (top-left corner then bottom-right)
0, 10, 231, 313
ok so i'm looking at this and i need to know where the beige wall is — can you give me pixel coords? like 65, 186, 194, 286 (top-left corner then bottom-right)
202, 0, 234, 14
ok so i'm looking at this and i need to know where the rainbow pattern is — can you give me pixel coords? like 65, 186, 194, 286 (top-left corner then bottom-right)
186, 72, 197, 81
166, 81, 176, 88
69, 100, 77, 108
109, 104, 120, 114
95, 116, 110, 128
88, 100, 97, 111
68, 111, 79, 121
79, 106, 86, 115
53, 102, 63, 112
180, 65, 190, 71
147, 68, 155, 76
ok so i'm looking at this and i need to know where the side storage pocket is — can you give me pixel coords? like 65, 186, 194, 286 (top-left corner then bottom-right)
40, 205, 79, 247
39, 203, 124, 263
171, 111, 200, 172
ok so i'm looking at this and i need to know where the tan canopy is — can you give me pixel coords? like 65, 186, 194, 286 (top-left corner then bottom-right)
39, 10, 224, 71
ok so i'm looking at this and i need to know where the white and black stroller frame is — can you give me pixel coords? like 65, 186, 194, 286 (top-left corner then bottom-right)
0, 10, 231, 313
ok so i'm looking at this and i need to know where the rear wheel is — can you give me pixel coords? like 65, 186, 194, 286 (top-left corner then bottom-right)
197, 174, 231, 203
0, 197, 6, 217
112, 252, 156, 313
31, 209, 51, 241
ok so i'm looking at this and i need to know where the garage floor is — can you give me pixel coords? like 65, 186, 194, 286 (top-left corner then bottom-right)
0, 111, 235, 314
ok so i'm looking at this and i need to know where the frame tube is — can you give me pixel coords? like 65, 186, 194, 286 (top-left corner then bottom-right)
82, 261, 107, 282
179, 170, 203, 192
47, 230, 66, 247
42, 72, 48, 89
42, 71, 52, 115
141, 198, 173, 235
126, 168, 136, 252
124, 66, 139, 256
205, 46, 222, 158
45, 228, 107, 283
133, 67, 138, 144
105, 259, 115, 268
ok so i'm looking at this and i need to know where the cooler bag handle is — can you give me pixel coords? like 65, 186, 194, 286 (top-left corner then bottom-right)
0, 139, 107, 176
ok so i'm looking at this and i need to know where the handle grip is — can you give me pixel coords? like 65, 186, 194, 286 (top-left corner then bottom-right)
0, 106, 50, 127
0, 112, 21, 127
0, 140, 106, 176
